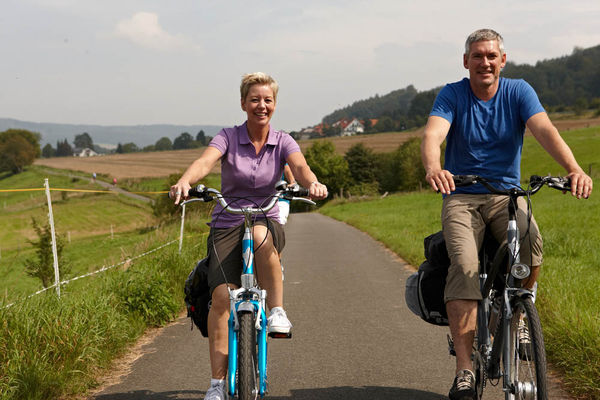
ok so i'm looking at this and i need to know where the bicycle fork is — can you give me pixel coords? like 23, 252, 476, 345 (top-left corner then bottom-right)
227, 296, 268, 398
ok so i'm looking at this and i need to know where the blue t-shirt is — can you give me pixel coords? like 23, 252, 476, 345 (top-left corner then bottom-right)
430, 77, 544, 194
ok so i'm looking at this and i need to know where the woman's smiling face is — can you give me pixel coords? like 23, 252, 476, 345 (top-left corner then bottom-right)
241, 84, 276, 127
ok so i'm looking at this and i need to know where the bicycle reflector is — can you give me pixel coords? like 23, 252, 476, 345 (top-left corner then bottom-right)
511, 263, 531, 280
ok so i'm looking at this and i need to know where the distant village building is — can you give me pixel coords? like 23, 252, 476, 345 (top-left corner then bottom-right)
74, 148, 99, 157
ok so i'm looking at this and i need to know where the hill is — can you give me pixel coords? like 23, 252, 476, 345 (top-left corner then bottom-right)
320, 44, 600, 127
0, 118, 224, 147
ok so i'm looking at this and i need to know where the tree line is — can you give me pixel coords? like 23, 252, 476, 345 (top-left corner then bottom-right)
304, 138, 427, 199
39, 130, 213, 157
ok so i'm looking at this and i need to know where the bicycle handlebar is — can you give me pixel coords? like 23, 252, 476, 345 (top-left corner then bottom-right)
452, 174, 571, 196
180, 180, 316, 214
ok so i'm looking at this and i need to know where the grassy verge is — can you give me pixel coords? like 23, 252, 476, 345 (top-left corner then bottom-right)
0, 215, 209, 400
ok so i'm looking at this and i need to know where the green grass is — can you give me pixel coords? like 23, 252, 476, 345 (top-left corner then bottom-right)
0, 229, 206, 399
118, 173, 222, 200
521, 126, 600, 180
320, 127, 600, 399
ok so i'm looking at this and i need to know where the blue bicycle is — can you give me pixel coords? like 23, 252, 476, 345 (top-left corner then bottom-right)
184, 181, 314, 400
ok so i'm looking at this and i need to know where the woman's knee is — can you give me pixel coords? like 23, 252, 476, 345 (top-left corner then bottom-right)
252, 225, 275, 252
210, 284, 231, 313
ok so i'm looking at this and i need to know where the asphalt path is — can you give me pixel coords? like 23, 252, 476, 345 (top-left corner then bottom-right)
91, 212, 569, 400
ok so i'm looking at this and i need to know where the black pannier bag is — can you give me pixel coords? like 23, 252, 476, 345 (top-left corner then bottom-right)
184, 257, 211, 337
405, 231, 450, 326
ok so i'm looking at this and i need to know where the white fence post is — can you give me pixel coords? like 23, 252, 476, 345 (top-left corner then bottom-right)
179, 203, 186, 254
44, 178, 61, 298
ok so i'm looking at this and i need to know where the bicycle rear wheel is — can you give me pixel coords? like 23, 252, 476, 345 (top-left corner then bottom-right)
507, 297, 548, 400
238, 311, 258, 400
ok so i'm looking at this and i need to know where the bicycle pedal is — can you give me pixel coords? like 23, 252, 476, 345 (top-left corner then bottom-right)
268, 331, 292, 339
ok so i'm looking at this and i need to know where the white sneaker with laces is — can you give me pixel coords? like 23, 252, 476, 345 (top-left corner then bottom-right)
267, 307, 292, 334
204, 381, 228, 400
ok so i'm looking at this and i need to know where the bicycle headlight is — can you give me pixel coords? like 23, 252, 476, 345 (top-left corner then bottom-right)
511, 263, 531, 280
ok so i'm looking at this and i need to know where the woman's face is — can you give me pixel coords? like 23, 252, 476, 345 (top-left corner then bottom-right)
241, 84, 276, 128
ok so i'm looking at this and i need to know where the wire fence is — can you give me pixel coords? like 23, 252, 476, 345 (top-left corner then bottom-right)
0, 179, 192, 309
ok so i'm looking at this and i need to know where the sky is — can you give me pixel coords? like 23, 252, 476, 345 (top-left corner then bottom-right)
2, 0, 600, 132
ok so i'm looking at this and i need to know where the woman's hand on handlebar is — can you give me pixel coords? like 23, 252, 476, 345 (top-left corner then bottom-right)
309, 181, 328, 200
426, 169, 455, 195
566, 170, 593, 199
170, 181, 192, 205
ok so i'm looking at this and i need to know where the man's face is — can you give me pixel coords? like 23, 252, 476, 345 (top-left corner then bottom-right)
463, 39, 506, 89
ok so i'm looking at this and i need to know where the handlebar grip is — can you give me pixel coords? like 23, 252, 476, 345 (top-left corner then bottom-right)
188, 184, 213, 202
453, 175, 478, 187
295, 187, 310, 197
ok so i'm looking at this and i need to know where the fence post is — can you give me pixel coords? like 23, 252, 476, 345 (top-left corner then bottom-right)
44, 178, 61, 298
179, 203, 186, 254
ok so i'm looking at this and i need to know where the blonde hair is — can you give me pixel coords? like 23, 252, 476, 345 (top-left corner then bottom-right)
240, 72, 279, 102
465, 29, 504, 56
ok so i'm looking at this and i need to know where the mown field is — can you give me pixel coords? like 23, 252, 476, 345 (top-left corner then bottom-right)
321, 125, 600, 399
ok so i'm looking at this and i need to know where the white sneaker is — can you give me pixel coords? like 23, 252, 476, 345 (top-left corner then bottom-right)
204, 381, 228, 400
267, 307, 292, 334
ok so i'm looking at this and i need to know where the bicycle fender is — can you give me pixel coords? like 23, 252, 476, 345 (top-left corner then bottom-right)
236, 301, 255, 313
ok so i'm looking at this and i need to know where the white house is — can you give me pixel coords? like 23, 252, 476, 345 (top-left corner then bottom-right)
75, 148, 99, 157
340, 118, 365, 136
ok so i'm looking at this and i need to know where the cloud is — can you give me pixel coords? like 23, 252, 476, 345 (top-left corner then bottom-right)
115, 12, 194, 51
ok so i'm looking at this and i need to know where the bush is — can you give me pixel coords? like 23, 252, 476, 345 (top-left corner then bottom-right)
111, 268, 179, 326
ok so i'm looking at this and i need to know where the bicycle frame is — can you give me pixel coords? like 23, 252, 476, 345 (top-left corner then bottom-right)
476, 192, 533, 396
227, 212, 269, 398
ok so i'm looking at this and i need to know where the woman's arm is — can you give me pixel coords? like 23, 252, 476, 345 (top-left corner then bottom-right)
286, 152, 328, 200
170, 146, 223, 204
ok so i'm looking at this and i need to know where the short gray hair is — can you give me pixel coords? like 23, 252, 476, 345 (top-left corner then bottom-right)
465, 29, 504, 56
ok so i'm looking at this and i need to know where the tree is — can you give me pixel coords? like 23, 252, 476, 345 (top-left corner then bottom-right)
121, 142, 139, 153
344, 143, 378, 185
24, 217, 70, 288
173, 132, 194, 149
74, 132, 93, 149
116, 143, 124, 154
0, 131, 39, 173
155, 137, 173, 151
42, 143, 56, 158
196, 130, 207, 145
373, 116, 396, 133
304, 140, 351, 197
56, 139, 73, 157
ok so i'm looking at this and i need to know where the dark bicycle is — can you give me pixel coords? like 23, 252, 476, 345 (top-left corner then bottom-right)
451, 174, 571, 400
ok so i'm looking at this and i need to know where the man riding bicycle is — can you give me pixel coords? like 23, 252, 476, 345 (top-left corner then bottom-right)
420, 28, 593, 400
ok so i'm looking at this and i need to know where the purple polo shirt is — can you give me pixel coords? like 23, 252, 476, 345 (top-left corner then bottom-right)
208, 121, 301, 228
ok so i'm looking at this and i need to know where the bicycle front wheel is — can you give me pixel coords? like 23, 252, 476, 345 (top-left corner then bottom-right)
507, 296, 548, 400
238, 311, 258, 400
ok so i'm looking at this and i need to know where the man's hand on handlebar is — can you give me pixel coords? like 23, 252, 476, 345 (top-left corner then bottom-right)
566, 171, 593, 199
426, 169, 455, 194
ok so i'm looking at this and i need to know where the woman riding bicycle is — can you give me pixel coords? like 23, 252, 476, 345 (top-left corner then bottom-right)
170, 72, 328, 400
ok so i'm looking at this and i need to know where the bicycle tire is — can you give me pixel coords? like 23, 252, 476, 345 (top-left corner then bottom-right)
506, 297, 548, 400
238, 311, 258, 400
